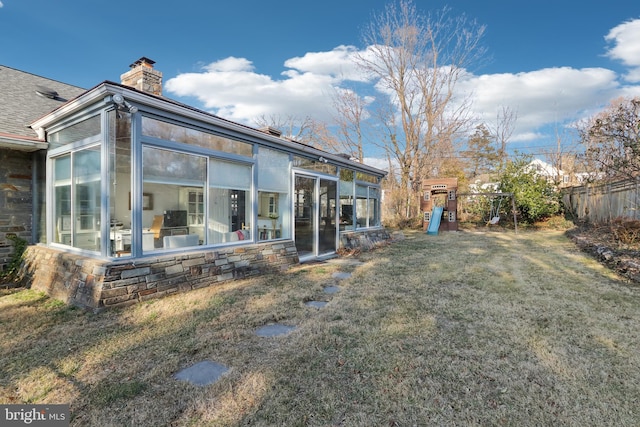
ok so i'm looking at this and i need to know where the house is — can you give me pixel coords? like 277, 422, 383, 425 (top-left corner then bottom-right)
527, 158, 568, 184
7, 58, 388, 309
469, 159, 569, 192
0, 65, 85, 273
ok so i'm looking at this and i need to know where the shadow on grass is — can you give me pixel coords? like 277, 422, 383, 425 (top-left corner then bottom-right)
1, 261, 350, 425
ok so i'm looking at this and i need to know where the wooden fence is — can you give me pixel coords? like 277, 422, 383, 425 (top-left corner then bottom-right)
562, 178, 640, 222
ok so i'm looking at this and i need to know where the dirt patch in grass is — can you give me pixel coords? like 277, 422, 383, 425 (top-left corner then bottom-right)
3, 230, 640, 426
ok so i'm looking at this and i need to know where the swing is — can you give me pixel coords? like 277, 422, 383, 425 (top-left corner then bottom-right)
487, 196, 503, 225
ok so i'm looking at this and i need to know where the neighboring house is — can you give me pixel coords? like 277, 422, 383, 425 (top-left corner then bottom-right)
9, 58, 389, 309
469, 160, 569, 191
0, 65, 85, 273
527, 158, 568, 185
468, 176, 499, 194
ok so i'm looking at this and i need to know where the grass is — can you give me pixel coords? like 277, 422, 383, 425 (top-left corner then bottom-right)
2, 229, 640, 425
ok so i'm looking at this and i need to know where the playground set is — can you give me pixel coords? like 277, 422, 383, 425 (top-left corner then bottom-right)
421, 178, 518, 235
421, 178, 459, 235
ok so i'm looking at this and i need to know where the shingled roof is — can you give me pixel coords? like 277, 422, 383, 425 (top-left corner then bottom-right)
0, 65, 85, 149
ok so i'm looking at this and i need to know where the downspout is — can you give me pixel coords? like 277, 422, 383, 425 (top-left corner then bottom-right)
31, 152, 38, 245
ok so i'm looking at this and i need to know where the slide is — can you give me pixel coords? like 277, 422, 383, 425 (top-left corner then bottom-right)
427, 206, 443, 235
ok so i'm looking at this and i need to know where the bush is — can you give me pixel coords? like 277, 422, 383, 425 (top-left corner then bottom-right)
498, 156, 562, 224
610, 217, 640, 246
383, 215, 423, 230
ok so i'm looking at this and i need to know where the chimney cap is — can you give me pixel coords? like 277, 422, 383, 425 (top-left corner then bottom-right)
129, 57, 156, 68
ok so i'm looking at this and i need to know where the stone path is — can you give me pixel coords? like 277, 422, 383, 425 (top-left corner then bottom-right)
174, 261, 358, 386
305, 300, 328, 308
174, 360, 229, 386
256, 324, 297, 337
331, 271, 352, 280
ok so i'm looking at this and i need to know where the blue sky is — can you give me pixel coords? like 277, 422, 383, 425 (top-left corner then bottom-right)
1, 0, 639, 163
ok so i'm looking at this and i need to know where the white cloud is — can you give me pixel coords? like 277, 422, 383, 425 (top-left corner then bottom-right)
362, 156, 388, 171
166, 56, 342, 123
165, 19, 640, 156
284, 45, 369, 82
457, 67, 621, 142
605, 18, 640, 82
0, 2, 4, 8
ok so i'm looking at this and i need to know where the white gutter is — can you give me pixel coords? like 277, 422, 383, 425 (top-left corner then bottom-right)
0, 134, 48, 152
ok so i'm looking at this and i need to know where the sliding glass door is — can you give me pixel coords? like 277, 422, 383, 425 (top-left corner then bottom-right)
294, 174, 337, 259
319, 178, 337, 254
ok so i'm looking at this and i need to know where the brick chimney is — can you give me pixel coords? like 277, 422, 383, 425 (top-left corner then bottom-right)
120, 57, 162, 96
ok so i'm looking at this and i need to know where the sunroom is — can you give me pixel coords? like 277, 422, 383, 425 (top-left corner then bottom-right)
23, 73, 387, 309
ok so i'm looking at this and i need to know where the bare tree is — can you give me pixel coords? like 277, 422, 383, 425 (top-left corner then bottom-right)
490, 105, 517, 170
328, 88, 371, 162
579, 97, 640, 181
253, 114, 316, 144
355, 0, 486, 219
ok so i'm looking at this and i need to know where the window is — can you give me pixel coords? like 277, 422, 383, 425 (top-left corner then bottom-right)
355, 171, 379, 184
355, 183, 381, 228
49, 115, 101, 148
52, 145, 102, 251
293, 155, 338, 175
208, 158, 251, 244
106, 109, 136, 256
356, 184, 368, 228
142, 117, 253, 157
258, 147, 291, 240
142, 146, 206, 251
186, 190, 204, 225
339, 169, 355, 230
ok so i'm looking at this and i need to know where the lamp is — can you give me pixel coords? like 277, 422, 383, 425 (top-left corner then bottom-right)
111, 94, 138, 113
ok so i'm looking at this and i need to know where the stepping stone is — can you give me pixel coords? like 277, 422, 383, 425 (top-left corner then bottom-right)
327, 258, 364, 266
323, 285, 340, 294
174, 360, 229, 386
332, 272, 352, 280
256, 324, 297, 337
305, 300, 328, 309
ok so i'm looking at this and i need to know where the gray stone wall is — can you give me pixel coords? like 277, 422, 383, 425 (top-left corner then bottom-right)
339, 228, 394, 252
18, 227, 399, 310
0, 148, 33, 273
20, 241, 299, 310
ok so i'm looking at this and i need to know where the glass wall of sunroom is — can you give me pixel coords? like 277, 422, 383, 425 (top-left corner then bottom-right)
46, 101, 382, 259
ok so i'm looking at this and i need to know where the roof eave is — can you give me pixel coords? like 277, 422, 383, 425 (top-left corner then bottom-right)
0, 133, 48, 152
30, 82, 388, 177
29, 82, 111, 132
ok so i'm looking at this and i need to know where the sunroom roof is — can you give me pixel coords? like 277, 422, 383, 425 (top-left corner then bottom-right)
31, 80, 387, 177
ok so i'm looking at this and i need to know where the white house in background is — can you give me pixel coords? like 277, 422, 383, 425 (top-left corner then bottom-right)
468, 178, 499, 194
527, 159, 568, 184
468, 159, 568, 194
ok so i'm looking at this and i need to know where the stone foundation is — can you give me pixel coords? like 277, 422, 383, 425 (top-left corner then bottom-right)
339, 228, 396, 251
19, 228, 398, 310
19, 241, 299, 310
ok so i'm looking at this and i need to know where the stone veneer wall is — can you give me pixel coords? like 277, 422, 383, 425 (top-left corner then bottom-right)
339, 228, 395, 251
0, 149, 34, 273
18, 228, 398, 310
19, 241, 299, 311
